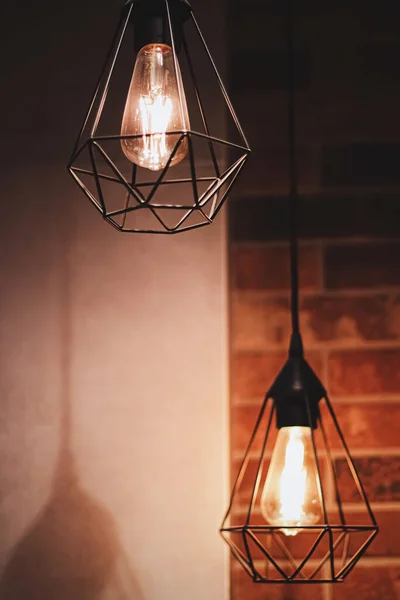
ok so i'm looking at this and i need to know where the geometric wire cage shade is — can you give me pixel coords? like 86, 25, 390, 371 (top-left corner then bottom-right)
67, 0, 250, 234
220, 350, 379, 584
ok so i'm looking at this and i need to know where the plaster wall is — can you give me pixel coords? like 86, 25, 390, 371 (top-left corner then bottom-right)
0, 1, 230, 598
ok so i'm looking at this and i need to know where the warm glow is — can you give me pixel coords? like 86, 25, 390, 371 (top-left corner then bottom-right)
261, 427, 322, 536
120, 43, 190, 171
279, 430, 307, 526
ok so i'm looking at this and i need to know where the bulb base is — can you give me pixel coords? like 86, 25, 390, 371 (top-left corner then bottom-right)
269, 353, 326, 429
130, 0, 191, 52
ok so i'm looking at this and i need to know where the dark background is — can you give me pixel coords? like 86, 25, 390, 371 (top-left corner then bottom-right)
227, 0, 400, 240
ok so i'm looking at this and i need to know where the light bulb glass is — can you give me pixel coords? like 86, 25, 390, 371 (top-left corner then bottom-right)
120, 43, 190, 171
260, 426, 322, 536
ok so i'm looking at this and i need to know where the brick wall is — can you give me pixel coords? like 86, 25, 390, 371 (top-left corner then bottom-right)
229, 237, 400, 600
227, 2, 400, 598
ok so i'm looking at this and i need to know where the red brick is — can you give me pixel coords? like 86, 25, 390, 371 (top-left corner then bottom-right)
332, 567, 400, 600
343, 511, 400, 558
232, 569, 282, 600
232, 153, 285, 197
231, 293, 400, 351
231, 295, 290, 351
232, 352, 287, 399
322, 143, 400, 187
233, 401, 400, 456
234, 89, 336, 145
234, 95, 286, 147
329, 349, 400, 395
325, 242, 400, 289
233, 352, 323, 400
303, 294, 400, 344
320, 402, 400, 450
335, 456, 400, 503
231, 458, 270, 506
234, 150, 318, 195
231, 245, 321, 291
230, 196, 400, 243
307, 90, 400, 141
231, 404, 279, 456
232, 568, 325, 600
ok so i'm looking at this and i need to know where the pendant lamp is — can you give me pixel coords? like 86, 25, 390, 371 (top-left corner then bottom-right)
220, 0, 378, 584
68, 0, 250, 234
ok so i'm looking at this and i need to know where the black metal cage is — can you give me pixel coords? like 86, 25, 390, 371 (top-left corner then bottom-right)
220, 349, 379, 584
68, 0, 250, 234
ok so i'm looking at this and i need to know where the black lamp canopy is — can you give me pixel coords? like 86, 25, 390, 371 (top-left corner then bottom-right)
220, 0, 378, 584
68, 0, 250, 234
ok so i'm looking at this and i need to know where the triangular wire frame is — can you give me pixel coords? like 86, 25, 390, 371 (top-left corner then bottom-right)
221, 356, 379, 584
68, 0, 250, 234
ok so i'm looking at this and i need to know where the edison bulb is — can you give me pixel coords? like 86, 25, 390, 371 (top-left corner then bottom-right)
261, 427, 322, 536
120, 43, 190, 171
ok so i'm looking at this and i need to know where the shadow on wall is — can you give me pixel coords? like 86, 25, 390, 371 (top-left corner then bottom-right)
0, 405, 144, 600
0, 235, 144, 600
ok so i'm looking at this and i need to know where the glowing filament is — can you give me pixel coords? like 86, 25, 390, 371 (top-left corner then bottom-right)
261, 427, 322, 536
279, 431, 307, 534
120, 43, 190, 171
138, 94, 173, 170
